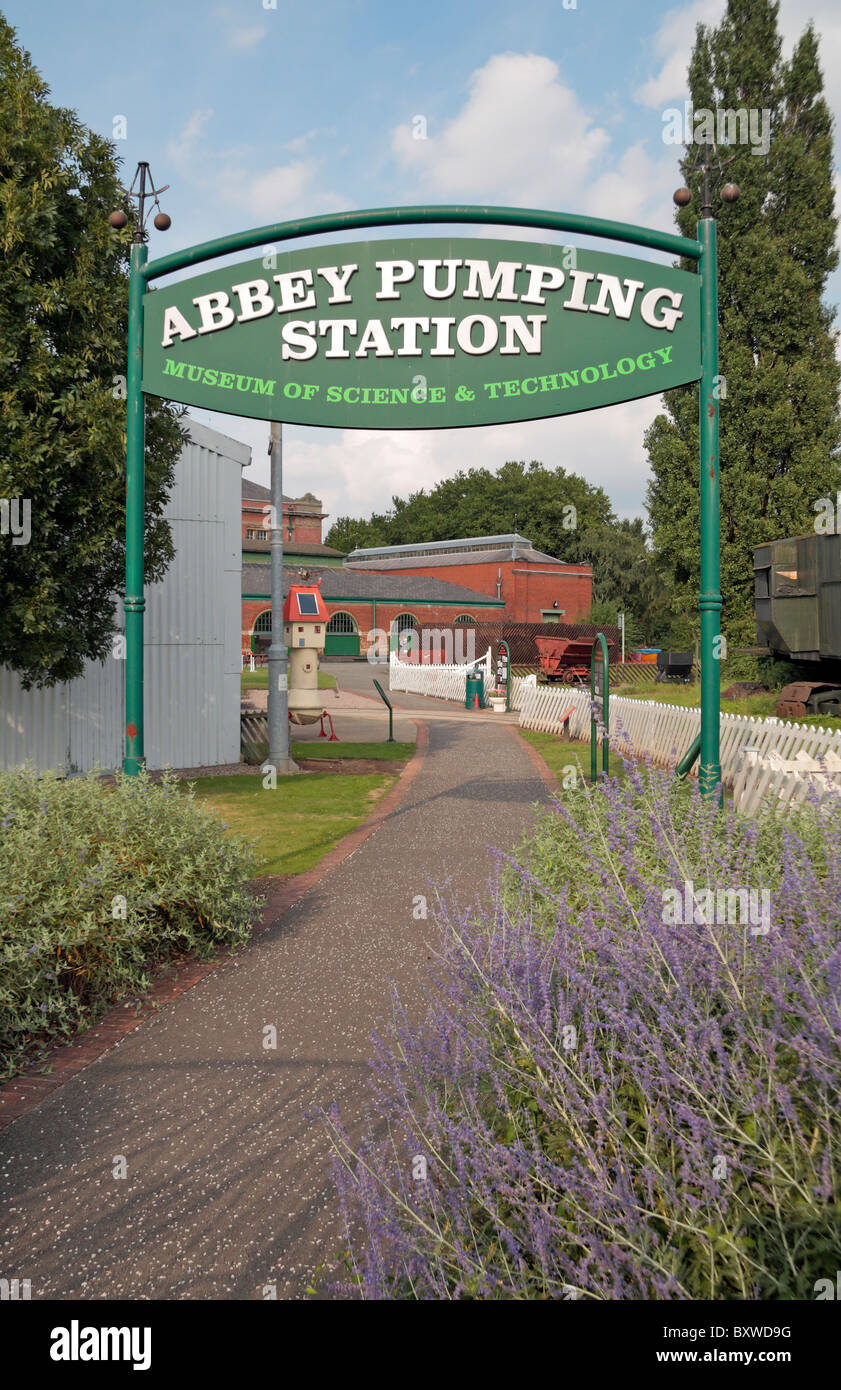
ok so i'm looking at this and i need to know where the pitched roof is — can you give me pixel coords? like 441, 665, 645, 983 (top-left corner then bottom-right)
345, 545, 575, 570
347, 532, 531, 559
344, 532, 580, 569
243, 539, 345, 558
242, 478, 281, 502
242, 564, 503, 606
242, 478, 324, 513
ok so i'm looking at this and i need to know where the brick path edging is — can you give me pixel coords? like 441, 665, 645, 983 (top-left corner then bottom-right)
0, 722, 428, 1132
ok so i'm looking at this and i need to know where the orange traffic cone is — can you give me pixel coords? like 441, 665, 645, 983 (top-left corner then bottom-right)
472, 693, 479, 709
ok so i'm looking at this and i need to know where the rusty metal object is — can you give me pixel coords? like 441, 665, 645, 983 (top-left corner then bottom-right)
777, 698, 808, 718
776, 681, 841, 719
535, 636, 608, 686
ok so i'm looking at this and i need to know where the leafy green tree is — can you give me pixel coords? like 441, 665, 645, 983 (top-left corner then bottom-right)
646, 0, 841, 647
580, 518, 683, 648
325, 513, 392, 553
328, 460, 614, 562
327, 460, 684, 645
0, 16, 183, 687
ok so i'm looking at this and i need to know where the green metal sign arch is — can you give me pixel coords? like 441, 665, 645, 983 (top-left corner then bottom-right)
124, 203, 721, 797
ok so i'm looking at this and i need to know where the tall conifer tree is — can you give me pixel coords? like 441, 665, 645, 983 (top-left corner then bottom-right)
645, 0, 840, 646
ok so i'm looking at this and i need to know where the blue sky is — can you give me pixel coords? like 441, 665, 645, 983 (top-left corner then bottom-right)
4, 0, 840, 530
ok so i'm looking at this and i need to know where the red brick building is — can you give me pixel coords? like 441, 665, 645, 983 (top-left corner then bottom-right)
241, 479, 345, 567
344, 534, 592, 624
240, 502, 592, 659
243, 565, 503, 658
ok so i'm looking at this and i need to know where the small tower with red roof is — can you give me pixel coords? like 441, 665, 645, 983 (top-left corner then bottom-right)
283, 579, 329, 724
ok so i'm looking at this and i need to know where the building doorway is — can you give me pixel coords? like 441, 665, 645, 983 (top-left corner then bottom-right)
325, 610, 360, 657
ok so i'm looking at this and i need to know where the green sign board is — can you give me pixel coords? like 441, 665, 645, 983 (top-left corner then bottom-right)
122, 201, 723, 805
142, 237, 701, 430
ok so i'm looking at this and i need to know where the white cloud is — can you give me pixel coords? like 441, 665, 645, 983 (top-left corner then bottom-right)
212, 6, 268, 52
634, 1, 724, 109
218, 159, 344, 219
165, 115, 344, 223
584, 140, 667, 227
391, 53, 611, 209
227, 25, 268, 51
166, 108, 214, 168
779, 0, 841, 135
285, 130, 320, 154
388, 51, 678, 240
636, 0, 841, 138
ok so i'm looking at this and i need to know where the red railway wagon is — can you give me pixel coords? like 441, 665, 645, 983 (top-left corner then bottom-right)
534, 635, 617, 685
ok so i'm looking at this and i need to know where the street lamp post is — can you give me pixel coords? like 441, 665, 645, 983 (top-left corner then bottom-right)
110, 163, 170, 776
674, 155, 739, 803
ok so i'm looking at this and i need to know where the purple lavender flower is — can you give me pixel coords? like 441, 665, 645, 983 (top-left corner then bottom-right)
326, 761, 841, 1301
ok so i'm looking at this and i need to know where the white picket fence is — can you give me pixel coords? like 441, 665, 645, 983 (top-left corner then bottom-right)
388, 652, 537, 709
518, 684, 841, 813
388, 662, 841, 815
731, 748, 841, 816
389, 649, 493, 701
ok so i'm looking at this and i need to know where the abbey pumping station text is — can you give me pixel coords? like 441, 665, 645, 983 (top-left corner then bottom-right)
142, 237, 701, 427
159, 256, 687, 360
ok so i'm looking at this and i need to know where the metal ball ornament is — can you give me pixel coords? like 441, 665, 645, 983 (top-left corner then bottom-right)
108, 210, 128, 229
721, 183, 740, 203
153, 212, 171, 231
673, 187, 692, 207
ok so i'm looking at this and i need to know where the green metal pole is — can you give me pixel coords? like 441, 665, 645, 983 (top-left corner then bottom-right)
590, 633, 609, 781
676, 731, 702, 779
601, 634, 609, 777
123, 240, 147, 776
143, 206, 702, 286
698, 216, 722, 800
590, 648, 597, 784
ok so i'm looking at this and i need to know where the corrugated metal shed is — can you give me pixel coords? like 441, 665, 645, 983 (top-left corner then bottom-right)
0, 420, 247, 774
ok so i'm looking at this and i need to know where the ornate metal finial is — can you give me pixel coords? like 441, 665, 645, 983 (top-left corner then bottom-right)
108, 162, 171, 241
674, 141, 739, 218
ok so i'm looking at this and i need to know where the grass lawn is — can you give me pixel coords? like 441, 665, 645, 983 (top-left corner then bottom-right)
520, 730, 628, 783
187, 771, 395, 877
241, 668, 337, 693
291, 740, 414, 761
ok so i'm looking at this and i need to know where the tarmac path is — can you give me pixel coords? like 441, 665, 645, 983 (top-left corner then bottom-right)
0, 667, 551, 1300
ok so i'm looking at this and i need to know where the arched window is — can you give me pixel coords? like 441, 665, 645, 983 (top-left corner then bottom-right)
250, 609, 272, 657
454, 613, 477, 625
327, 611, 358, 634
391, 611, 419, 658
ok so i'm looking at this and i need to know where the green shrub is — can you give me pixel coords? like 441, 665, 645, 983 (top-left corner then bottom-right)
721, 651, 800, 688
0, 767, 259, 1077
